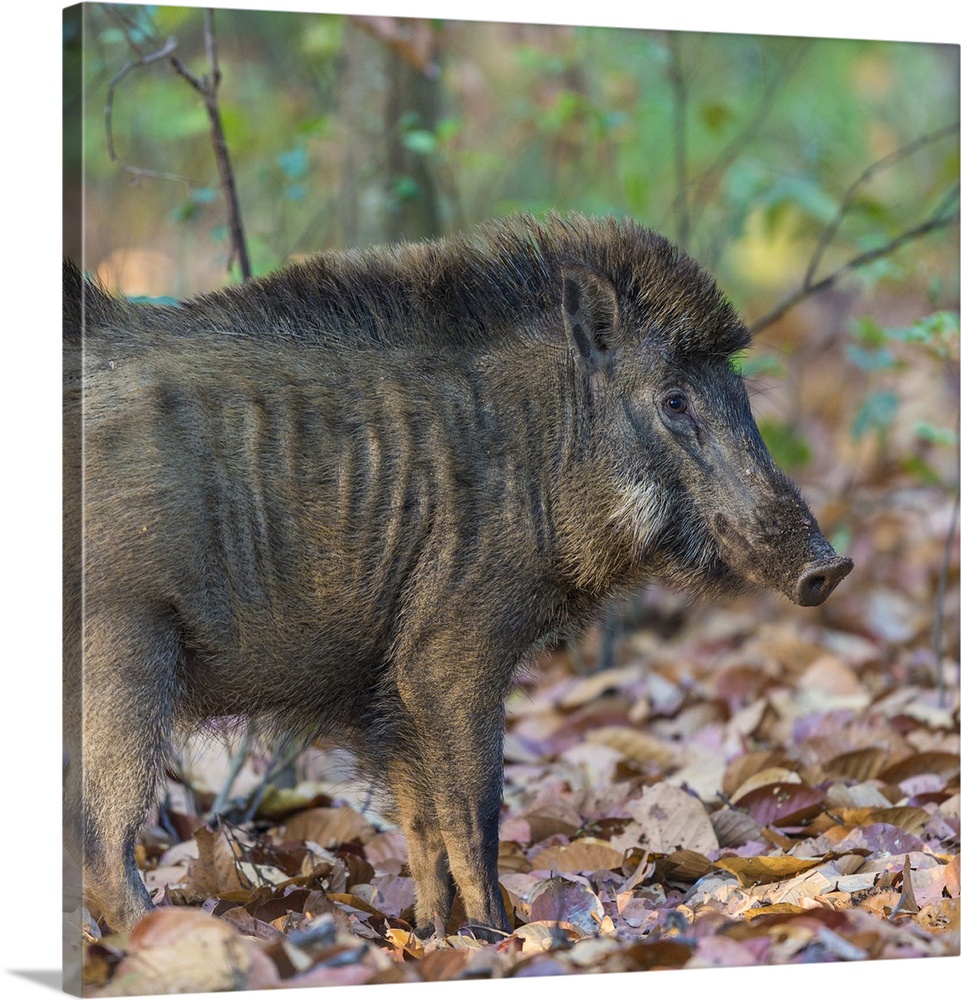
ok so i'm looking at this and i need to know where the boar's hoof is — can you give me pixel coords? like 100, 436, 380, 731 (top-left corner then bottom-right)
794, 556, 853, 607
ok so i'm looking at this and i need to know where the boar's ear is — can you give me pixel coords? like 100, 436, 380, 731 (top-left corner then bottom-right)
561, 267, 620, 365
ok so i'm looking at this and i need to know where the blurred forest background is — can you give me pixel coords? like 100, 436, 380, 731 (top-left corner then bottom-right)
66, 2, 960, 663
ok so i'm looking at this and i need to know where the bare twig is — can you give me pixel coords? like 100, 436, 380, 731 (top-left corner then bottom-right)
169, 10, 251, 279
104, 36, 192, 184
102, 6, 251, 280
749, 193, 959, 334
666, 33, 690, 249
803, 122, 959, 289
209, 728, 254, 818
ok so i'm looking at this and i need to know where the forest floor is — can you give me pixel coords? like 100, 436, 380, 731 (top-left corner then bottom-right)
73, 484, 959, 995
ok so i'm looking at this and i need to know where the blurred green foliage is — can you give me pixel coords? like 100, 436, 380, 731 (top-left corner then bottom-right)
78, 6, 958, 290
74, 4, 958, 499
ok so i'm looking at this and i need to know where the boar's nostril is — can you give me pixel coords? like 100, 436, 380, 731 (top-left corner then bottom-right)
795, 557, 853, 607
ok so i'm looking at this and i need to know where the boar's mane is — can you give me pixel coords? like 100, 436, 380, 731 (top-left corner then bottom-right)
70, 214, 749, 361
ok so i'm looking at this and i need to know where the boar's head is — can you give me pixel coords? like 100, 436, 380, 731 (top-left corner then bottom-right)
557, 225, 852, 606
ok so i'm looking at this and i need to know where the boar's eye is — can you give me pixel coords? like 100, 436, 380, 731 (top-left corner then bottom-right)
662, 393, 689, 416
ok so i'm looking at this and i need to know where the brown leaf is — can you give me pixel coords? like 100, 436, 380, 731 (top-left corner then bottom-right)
878, 751, 961, 784
945, 854, 960, 897
722, 751, 795, 797
556, 664, 645, 708
524, 811, 582, 842
711, 807, 762, 847
585, 725, 677, 769
528, 876, 606, 935
822, 747, 890, 782
511, 920, 583, 952
607, 939, 694, 971
529, 836, 624, 873
713, 855, 825, 886
730, 766, 803, 803
818, 805, 930, 835
823, 781, 893, 810
109, 908, 273, 994
363, 830, 408, 871
498, 841, 533, 874
278, 806, 376, 848
913, 897, 960, 934
898, 856, 921, 914
799, 654, 866, 696
326, 891, 385, 917
187, 824, 255, 900
654, 849, 715, 883
733, 781, 825, 827
628, 783, 719, 854
416, 948, 475, 982
740, 902, 810, 919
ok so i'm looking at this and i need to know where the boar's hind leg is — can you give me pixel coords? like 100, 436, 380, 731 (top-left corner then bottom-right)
395, 665, 511, 942
73, 608, 181, 932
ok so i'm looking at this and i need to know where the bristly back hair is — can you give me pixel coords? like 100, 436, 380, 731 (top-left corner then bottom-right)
73, 213, 752, 360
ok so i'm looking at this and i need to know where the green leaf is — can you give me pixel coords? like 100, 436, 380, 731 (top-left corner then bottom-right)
913, 421, 958, 447
731, 351, 784, 378
277, 147, 309, 180
852, 391, 899, 439
191, 187, 219, 205
844, 344, 899, 372
850, 316, 888, 347
699, 101, 734, 132
757, 420, 813, 470
402, 129, 437, 154
900, 455, 942, 486
393, 176, 420, 202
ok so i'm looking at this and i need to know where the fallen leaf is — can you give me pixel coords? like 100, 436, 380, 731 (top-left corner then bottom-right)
104, 908, 273, 994
733, 781, 825, 827
511, 920, 583, 952
729, 767, 802, 803
878, 751, 960, 784
821, 747, 890, 782
528, 875, 606, 935
713, 855, 824, 886
628, 783, 719, 854
278, 806, 376, 848
585, 725, 677, 769
529, 837, 624, 873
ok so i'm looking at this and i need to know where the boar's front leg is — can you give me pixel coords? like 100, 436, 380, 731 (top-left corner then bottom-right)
387, 763, 455, 934
392, 644, 512, 941
67, 607, 180, 932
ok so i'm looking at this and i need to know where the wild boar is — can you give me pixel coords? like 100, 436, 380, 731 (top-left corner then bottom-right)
63, 214, 852, 939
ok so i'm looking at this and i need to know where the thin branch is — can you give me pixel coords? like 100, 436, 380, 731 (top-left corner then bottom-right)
102, 6, 251, 280
804, 122, 959, 288
666, 33, 690, 249
105, 36, 193, 183
170, 10, 251, 280
749, 193, 960, 335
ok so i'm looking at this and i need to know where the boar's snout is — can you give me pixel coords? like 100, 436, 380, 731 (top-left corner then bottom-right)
793, 555, 854, 607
